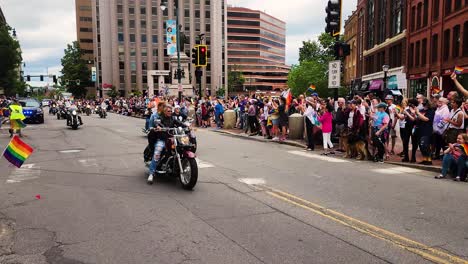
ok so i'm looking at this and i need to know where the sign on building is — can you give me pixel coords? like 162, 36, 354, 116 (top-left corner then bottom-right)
166, 20, 177, 56
328, 60, 341, 88
91, 67, 97, 82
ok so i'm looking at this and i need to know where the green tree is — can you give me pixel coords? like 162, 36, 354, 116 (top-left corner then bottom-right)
60, 41, 91, 98
228, 65, 246, 92
0, 24, 26, 96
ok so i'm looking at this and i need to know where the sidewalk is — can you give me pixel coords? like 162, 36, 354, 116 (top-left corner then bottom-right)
211, 127, 441, 173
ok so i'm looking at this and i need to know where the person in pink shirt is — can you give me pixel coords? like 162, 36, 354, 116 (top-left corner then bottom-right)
318, 103, 334, 155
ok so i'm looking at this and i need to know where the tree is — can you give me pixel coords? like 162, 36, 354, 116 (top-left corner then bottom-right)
60, 41, 91, 98
228, 65, 246, 92
0, 24, 26, 96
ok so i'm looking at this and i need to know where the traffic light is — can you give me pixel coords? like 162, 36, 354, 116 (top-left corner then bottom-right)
26, 75, 31, 82
192, 46, 199, 65
53, 75, 57, 84
198, 45, 208, 66
325, 0, 341, 37
334, 42, 351, 58
40, 75, 44, 82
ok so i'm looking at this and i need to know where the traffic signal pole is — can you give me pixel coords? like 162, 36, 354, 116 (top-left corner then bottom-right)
175, 1, 182, 103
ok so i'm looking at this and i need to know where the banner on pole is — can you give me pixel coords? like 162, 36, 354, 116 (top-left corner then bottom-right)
166, 20, 177, 56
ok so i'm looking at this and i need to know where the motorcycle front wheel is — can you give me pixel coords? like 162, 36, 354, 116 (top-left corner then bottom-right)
179, 158, 198, 190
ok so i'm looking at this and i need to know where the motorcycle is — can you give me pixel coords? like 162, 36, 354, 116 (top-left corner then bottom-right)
144, 126, 198, 190
85, 105, 92, 116
57, 106, 68, 120
184, 118, 197, 153
67, 109, 83, 130
49, 104, 58, 115
96, 106, 107, 118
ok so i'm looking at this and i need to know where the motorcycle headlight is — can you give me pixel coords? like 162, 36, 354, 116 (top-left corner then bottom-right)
178, 136, 190, 145
37, 108, 43, 113
72, 110, 77, 115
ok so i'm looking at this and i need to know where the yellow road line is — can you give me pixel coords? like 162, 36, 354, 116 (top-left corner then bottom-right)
264, 188, 468, 264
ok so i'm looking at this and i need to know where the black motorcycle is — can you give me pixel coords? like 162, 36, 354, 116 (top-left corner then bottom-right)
85, 104, 92, 116
96, 106, 107, 118
183, 118, 197, 153
49, 104, 58, 115
144, 126, 198, 190
57, 106, 68, 120
67, 109, 83, 130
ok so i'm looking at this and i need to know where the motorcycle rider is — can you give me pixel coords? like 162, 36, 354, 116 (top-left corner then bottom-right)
147, 104, 186, 184
173, 105, 187, 122
67, 103, 83, 126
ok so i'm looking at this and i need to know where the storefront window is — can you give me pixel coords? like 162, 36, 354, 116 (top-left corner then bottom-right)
410, 79, 428, 98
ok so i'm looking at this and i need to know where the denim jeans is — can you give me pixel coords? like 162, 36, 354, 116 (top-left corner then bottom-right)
145, 117, 150, 130
441, 154, 467, 177
149, 140, 165, 175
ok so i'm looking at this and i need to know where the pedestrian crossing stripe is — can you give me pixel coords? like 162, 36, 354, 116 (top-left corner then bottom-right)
196, 159, 214, 169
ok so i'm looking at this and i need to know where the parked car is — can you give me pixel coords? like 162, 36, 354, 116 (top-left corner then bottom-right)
41, 99, 52, 107
19, 98, 44, 124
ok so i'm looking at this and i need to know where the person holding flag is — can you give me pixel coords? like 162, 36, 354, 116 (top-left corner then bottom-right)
451, 67, 467, 97
8, 99, 26, 138
435, 133, 468, 182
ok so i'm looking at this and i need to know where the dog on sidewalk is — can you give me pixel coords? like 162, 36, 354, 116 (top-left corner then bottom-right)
341, 129, 369, 160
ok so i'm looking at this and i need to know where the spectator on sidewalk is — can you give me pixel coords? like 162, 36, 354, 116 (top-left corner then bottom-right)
304, 97, 318, 151
247, 100, 259, 136
443, 97, 465, 144
335, 98, 347, 152
435, 133, 468, 182
385, 95, 398, 155
277, 97, 289, 141
372, 103, 390, 163
397, 98, 415, 162
413, 98, 435, 165
432, 97, 450, 160
451, 72, 468, 97
318, 103, 334, 155
214, 99, 225, 129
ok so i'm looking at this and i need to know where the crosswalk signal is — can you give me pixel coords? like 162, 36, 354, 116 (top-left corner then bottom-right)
192, 46, 199, 65
198, 45, 208, 67
325, 0, 341, 37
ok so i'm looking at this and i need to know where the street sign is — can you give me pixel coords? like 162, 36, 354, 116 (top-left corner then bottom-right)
178, 83, 183, 92
91, 67, 97, 82
328, 60, 341, 88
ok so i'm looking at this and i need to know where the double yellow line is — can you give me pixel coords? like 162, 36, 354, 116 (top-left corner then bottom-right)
264, 188, 468, 264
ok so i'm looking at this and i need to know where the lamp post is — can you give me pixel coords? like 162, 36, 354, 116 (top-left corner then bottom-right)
161, 0, 182, 102
382, 64, 389, 93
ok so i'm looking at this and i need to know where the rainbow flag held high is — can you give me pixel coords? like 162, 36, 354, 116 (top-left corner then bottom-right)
10, 119, 27, 130
2, 135, 34, 168
307, 85, 316, 94
454, 66, 464, 75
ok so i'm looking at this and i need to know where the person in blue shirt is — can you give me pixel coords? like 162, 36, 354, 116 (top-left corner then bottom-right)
372, 103, 390, 163
214, 99, 225, 129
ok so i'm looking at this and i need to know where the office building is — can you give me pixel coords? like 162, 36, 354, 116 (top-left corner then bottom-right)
76, 0, 228, 97
343, 11, 358, 91
227, 7, 289, 92
406, 0, 468, 97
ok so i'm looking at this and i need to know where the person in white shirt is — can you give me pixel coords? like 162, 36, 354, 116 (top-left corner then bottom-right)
385, 95, 397, 155
304, 97, 317, 151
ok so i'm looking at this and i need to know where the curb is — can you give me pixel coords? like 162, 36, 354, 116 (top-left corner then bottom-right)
211, 129, 440, 173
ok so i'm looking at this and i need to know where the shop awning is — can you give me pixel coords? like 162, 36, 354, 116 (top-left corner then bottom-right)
369, 80, 383, 91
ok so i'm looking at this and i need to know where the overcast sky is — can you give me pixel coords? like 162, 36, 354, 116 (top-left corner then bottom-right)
1, 0, 357, 84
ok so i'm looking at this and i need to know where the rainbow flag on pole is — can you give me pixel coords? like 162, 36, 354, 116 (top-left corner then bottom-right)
454, 66, 464, 75
10, 119, 27, 130
2, 135, 34, 168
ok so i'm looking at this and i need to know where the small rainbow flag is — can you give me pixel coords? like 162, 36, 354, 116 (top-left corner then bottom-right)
461, 143, 468, 156
2, 135, 34, 168
454, 66, 464, 75
307, 85, 316, 94
395, 105, 402, 114
10, 119, 27, 130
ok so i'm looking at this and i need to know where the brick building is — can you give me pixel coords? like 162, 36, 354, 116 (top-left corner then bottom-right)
343, 11, 358, 91
406, 0, 468, 97
354, 0, 407, 97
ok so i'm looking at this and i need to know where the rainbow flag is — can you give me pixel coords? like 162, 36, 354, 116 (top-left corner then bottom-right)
10, 119, 27, 130
461, 143, 468, 156
454, 66, 464, 75
2, 135, 34, 168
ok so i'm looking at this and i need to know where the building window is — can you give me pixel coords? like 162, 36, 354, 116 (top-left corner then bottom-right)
130, 34, 136, 42
80, 28, 92, 32
153, 49, 158, 57
130, 48, 136, 56
422, 38, 427, 65
454, 0, 462, 10
131, 62, 136, 71
411, 6, 416, 31
141, 7, 146, 15
129, 7, 135, 14
367, 0, 375, 49
443, 29, 450, 61
432, 34, 439, 62
377, 0, 386, 44
79, 6, 92, 11
117, 5, 123, 13
415, 41, 421, 66
152, 7, 158, 15
141, 20, 146, 28
452, 25, 460, 58
445, 0, 452, 15
80, 38, 93, 43
463, 22, 468, 56
417, 3, 422, 29
118, 33, 124, 42
141, 34, 147, 43
423, 0, 428, 27
152, 35, 158, 43
142, 62, 147, 70
119, 61, 125, 70
143, 75, 147, 84
130, 20, 135, 28
120, 75, 125, 83
118, 19, 123, 27
391, 0, 403, 36
433, 0, 440, 21
409, 43, 414, 67
80, 17, 92, 22
142, 48, 147, 57
131, 75, 136, 83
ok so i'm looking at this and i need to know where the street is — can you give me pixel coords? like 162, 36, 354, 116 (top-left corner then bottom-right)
1, 113, 468, 264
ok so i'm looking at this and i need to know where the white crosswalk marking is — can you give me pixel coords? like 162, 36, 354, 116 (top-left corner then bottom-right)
78, 159, 98, 167
238, 178, 266, 185
196, 159, 214, 169
288, 150, 350, 163
371, 167, 423, 174
6, 164, 40, 183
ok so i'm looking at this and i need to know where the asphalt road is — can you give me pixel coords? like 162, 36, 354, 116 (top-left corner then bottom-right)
0, 111, 467, 264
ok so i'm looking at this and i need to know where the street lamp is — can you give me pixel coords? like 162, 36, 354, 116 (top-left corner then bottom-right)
382, 64, 389, 92
161, 0, 182, 102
